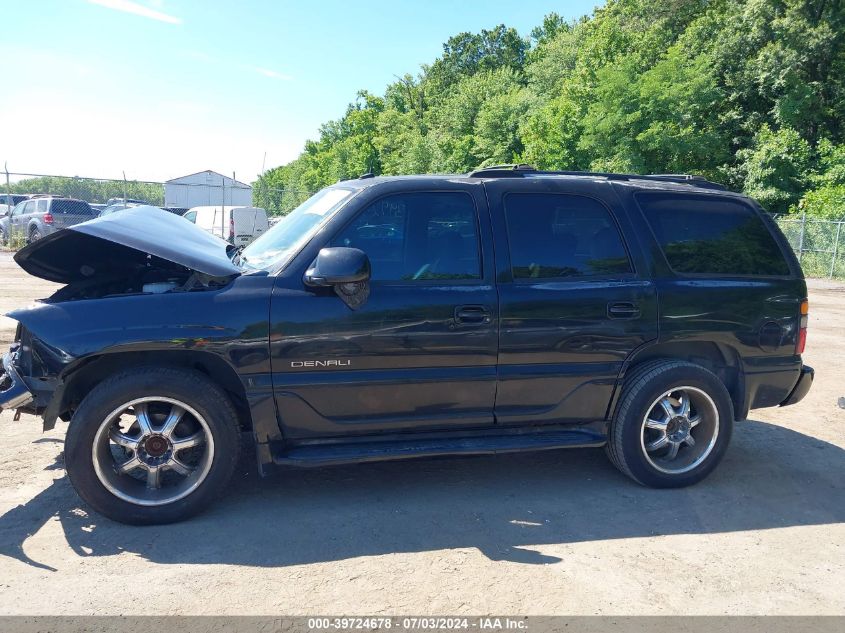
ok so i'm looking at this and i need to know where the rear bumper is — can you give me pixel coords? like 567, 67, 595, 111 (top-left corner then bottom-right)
779, 365, 814, 407
0, 353, 34, 411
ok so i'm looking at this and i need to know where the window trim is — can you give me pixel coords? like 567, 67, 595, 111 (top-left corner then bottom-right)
633, 191, 795, 280
328, 189, 487, 286
501, 191, 637, 283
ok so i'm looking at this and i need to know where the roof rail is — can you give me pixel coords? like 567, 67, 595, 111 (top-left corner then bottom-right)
468, 164, 537, 177
467, 165, 725, 190
630, 174, 726, 190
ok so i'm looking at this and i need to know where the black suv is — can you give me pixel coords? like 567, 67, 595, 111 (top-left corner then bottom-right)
0, 166, 813, 524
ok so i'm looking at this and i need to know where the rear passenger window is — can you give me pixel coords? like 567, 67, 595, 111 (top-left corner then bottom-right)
52, 199, 93, 216
504, 193, 632, 279
636, 193, 790, 276
332, 192, 481, 282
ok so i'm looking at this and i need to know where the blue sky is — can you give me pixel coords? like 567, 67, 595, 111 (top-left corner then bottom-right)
1, 0, 598, 182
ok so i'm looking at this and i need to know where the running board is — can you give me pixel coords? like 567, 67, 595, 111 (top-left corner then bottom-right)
272, 428, 606, 467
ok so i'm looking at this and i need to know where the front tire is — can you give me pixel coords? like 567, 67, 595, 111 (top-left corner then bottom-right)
606, 360, 734, 488
65, 367, 241, 524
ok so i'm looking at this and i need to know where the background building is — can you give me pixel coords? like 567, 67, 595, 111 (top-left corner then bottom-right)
164, 170, 252, 208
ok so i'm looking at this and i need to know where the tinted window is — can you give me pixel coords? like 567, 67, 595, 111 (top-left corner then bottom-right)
637, 193, 790, 276
51, 199, 94, 215
332, 192, 481, 281
504, 193, 631, 279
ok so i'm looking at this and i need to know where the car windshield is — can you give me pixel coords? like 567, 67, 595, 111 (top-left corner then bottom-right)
239, 187, 357, 271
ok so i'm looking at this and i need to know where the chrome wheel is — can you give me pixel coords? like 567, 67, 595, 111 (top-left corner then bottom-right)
640, 386, 719, 474
92, 397, 215, 506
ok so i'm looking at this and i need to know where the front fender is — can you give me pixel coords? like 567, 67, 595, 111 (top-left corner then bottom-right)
7, 275, 274, 427
9, 276, 272, 371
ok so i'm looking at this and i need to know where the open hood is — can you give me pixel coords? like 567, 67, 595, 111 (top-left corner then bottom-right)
14, 206, 242, 284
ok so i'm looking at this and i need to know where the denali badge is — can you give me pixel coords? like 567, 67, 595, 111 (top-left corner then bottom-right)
291, 360, 351, 368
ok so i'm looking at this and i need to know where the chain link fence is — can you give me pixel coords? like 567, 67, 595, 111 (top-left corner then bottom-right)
1, 170, 312, 249
775, 214, 845, 280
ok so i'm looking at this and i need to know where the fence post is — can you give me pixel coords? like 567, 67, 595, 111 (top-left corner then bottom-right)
797, 212, 806, 262
4, 162, 10, 200
831, 221, 843, 279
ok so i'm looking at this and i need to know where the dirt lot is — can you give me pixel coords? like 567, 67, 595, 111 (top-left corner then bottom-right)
0, 250, 842, 615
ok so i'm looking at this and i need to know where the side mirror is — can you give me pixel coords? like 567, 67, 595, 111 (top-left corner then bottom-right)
305, 247, 371, 286
305, 247, 371, 310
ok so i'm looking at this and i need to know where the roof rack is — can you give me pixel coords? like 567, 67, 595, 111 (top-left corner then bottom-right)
467, 164, 536, 177
467, 164, 726, 190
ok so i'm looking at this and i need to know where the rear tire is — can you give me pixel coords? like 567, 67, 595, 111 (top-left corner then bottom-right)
606, 360, 733, 488
65, 367, 241, 524
28, 227, 42, 243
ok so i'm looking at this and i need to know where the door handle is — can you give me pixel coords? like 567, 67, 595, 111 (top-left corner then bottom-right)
454, 305, 491, 325
607, 302, 641, 319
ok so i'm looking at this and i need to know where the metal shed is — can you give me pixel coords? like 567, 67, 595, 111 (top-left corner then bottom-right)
164, 170, 252, 209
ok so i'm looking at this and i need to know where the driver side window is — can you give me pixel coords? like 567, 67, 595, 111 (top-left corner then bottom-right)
14, 201, 33, 217
331, 191, 481, 282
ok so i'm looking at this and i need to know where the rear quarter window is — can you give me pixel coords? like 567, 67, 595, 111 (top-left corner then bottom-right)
52, 199, 95, 215
636, 192, 791, 276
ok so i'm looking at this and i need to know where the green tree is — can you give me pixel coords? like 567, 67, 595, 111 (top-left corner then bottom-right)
580, 47, 728, 175
253, 0, 845, 218
738, 124, 812, 213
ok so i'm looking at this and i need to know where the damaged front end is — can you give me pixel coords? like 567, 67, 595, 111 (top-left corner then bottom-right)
1, 205, 244, 429
0, 347, 36, 413
0, 323, 63, 424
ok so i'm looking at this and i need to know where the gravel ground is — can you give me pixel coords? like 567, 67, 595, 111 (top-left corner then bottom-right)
0, 250, 842, 615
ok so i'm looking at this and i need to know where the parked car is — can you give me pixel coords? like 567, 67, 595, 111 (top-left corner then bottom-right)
105, 197, 148, 206
99, 202, 143, 217
0, 194, 32, 218
187, 205, 269, 247
101, 203, 185, 217
0, 196, 96, 244
0, 168, 813, 524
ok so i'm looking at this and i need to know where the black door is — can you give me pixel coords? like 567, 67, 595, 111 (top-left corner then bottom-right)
269, 184, 499, 439
485, 178, 658, 425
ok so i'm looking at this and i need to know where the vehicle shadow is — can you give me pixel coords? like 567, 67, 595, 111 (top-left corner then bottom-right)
1, 419, 843, 570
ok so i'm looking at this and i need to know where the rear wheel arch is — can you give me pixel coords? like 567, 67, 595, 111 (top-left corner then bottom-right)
58, 350, 253, 432
613, 341, 744, 420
